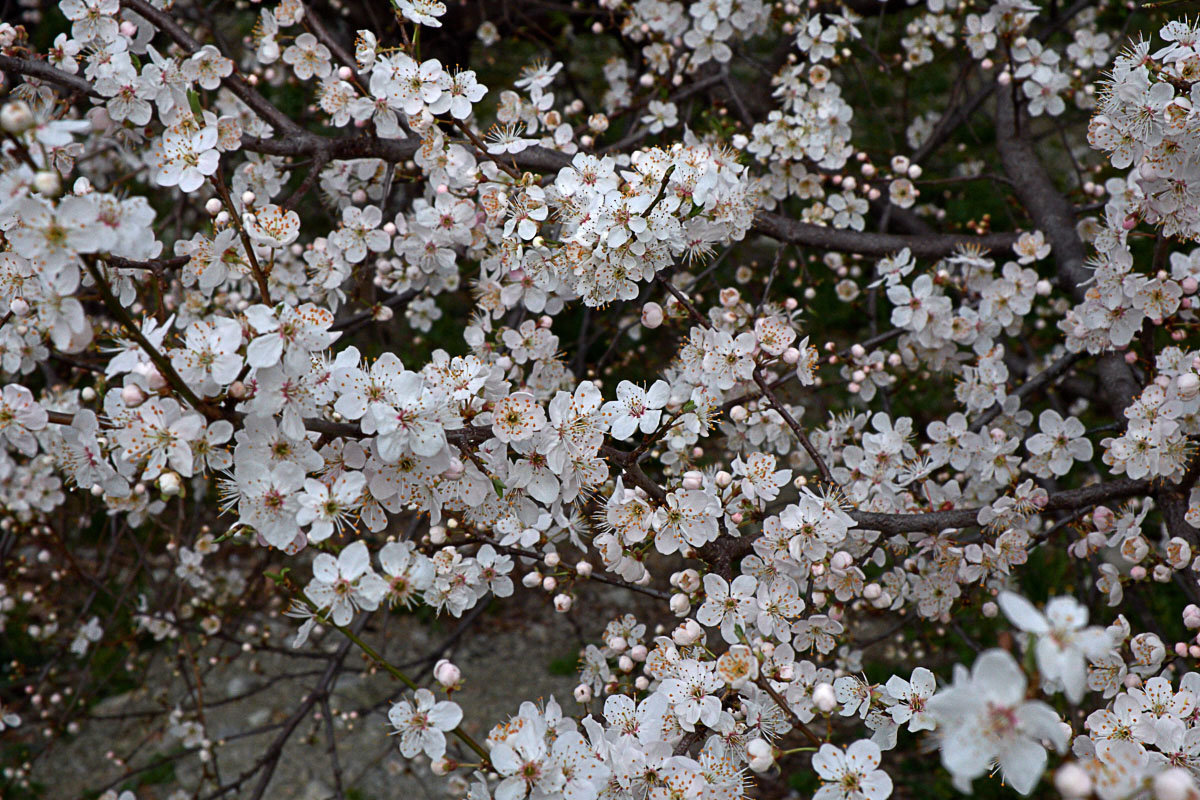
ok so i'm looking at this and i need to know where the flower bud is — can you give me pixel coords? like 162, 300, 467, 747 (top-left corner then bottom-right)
430, 757, 454, 775
747, 738, 774, 773
630, 644, 647, 661
157, 471, 182, 496
121, 384, 146, 407
1179, 373, 1200, 399
1093, 505, 1115, 531
1155, 768, 1197, 800
813, 682, 836, 712
554, 594, 573, 612
714, 470, 732, 488
677, 569, 700, 593
574, 683, 592, 703
522, 570, 542, 588
545, 552, 561, 568
9, 297, 29, 317
575, 560, 593, 578
669, 593, 690, 616
0, 101, 34, 134
729, 405, 748, 423
32, 171, 61, 197
434, 659, 461, 687
542, 576, 557, 592
641, 302, 664, 328
1055, 763, 1092, 798
618, 655, 634, 672
441, 458, 465, 481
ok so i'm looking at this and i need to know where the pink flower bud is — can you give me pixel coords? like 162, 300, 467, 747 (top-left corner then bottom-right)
433, 659, 461, 687
642, 293, 669, 331
121, 384, 146, 407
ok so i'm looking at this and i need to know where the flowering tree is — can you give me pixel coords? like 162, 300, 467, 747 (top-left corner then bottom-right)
3, 0, 1200, 797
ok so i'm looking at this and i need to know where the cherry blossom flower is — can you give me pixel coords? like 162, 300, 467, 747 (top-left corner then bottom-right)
304, 540, 387, 626
697, 574, 758, 643
283, 33, 332, 81
0, 383, 47, 456
884, 667, 936, 732
296, 471, 365, 542
388, 688, 462, 758
812, 740, 893, 800
602, 380, 670, 440
491, 393, 547, 443
999, 591, 1114, 703
928, 648, 1068, 795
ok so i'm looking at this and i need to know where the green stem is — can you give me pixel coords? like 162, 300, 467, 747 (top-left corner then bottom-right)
303, 597, 492, 765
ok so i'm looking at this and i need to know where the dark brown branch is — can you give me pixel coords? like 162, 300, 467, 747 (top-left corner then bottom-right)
754, 210, 1021, 259
753, 367, 834, 484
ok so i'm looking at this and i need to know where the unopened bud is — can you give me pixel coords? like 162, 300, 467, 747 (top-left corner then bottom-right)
121, 384, 146, 407
157, 471, 182, 496
641, 302, 664, 328
434, 659, 461, 687
0, 101, 34, 133
813, 682, 836, 712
